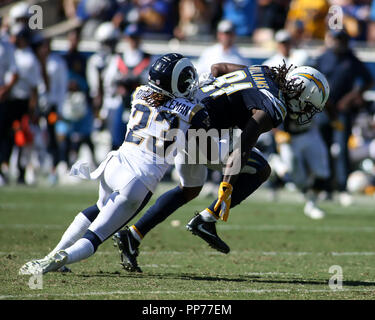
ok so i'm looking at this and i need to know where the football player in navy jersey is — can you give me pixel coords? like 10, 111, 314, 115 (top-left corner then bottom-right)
112, 61, 330, 273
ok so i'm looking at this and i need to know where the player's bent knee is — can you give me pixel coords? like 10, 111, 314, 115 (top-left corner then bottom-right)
260, 162, 272, 183
181, 185, 202, 201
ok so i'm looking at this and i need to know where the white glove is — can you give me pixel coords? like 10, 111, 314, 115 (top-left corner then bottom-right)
198, 72, 215, 87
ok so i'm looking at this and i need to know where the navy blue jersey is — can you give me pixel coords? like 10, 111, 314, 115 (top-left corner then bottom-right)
197, 66, 287, 130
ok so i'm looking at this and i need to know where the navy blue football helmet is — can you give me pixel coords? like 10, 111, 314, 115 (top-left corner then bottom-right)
148, 53, 198, 99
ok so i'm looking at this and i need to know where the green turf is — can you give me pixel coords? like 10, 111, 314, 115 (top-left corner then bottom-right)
1, 182, 375, 300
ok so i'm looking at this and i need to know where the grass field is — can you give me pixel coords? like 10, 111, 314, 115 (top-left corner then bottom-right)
1, 181, 375, 300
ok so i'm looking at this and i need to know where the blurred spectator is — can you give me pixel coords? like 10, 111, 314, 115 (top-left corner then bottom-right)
256, 0, 290, 32
114, 0, 174, 37
195, 19, 249, 75
286, 0, 329, 40
0, 35, 18, 186
340, 0, 371, 42
263, 29, 310, 67
87, 22, 120, 115
33, 37, 69, 185
64, 29, 87, 79
63, 0, 82, 19
314, 29, 373, 205
76, 0, 119, 39
173, 0, 214, 40
62, 28, 97, 168
105, 23, 152, 149
86, 22, 121, 149
367, 0, 375, 43
221, 0, 258, 37
7, 24, 40, 184
8, 1, 31, 27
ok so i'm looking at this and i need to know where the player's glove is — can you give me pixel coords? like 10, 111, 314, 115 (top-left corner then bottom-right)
274, 130, 291, 144
198, 72, 215, 87
214, 182, 233, 222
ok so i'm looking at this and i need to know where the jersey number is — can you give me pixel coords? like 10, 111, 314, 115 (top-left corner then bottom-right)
200, 70, 253, 97
125, 103, 180, 155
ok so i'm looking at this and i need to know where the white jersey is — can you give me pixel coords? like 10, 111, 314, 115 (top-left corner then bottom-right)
118, 85, 207, 192
9, 47, 41, 100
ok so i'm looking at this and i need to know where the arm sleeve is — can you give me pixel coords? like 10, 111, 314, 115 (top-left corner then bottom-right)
190, 105, 211, 130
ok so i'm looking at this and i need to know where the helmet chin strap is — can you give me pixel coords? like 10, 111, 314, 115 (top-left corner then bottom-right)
148, 82, 175, 99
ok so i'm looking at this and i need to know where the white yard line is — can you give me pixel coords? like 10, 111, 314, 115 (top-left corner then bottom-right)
1, 288, 374, 299
2, 223, 375, 232
3, 250, 375, 257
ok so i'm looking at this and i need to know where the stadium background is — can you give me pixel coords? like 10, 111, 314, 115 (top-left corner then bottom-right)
1, 0, 375, 197
1, 0, 375, 301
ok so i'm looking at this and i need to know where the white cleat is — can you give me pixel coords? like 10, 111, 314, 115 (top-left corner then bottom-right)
19, 251, 68, 275
304, 201, 325, 220
339, 192, 353, 207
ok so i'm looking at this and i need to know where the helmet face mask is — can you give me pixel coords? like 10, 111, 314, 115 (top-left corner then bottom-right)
148, 53, 198, 100
285, 66, 330, 125
288, 99, 322, 125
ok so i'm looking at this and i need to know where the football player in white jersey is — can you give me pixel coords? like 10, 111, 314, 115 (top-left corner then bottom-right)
112, 62, 331, 272
19, 53, 209, 275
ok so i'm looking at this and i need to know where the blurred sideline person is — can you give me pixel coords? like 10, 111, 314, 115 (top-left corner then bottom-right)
0, 33, 19, 185
195, 19, 249, 75
264, 29, 330, 219
62, 28, 97, 168
33, 36, 69, 185
314, 29, 374, 206
6, 24, 40, 184
19, 53, 209, 275
86, 22, 120, 150
271, 117, 331, 219
264, 29, 311, 68
105, 23, 152, 149
112, 62, 330, 272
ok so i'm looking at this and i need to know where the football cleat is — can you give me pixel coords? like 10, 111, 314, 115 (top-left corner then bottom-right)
304, 201, 325, 220
56, 265, 72, 273
113, 227, 142, 273
19, 251, 68, 275
186, 213, 230, 254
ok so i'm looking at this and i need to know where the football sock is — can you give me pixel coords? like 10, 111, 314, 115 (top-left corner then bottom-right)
230, 173, 263, 207
200, 208, 218, 222
82, 204, 100, 222
133, 186, 188, 238
49, 212, 92, 256
129, 225, 142, 243
64, 238, 94, 264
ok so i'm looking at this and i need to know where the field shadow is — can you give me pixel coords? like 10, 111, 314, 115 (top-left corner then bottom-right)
76, 271, 375, 288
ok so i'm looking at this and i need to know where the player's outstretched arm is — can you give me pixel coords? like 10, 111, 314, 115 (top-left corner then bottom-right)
211, 63, 248, 77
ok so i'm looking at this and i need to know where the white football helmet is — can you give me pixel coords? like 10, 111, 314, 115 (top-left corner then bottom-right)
94, 22, 120, 43
285, 66, 330, 124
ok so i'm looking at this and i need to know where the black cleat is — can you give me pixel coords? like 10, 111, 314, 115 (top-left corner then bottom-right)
113, 227, 142, 273
186, 213, 230, 254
